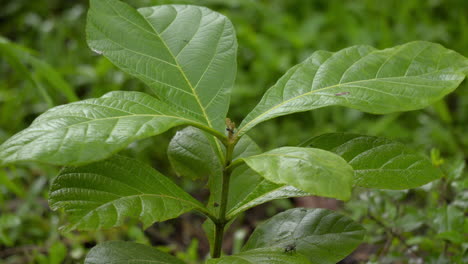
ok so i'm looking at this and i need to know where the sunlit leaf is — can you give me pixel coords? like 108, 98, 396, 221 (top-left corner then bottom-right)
87, 0, 237, 132
238, 41, 468, 135
226, 164, 308, 218
0, 91, 218, 166
241, 147, 354, 200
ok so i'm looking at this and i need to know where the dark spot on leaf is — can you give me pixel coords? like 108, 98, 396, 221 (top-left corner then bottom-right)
334, 91, 350, 96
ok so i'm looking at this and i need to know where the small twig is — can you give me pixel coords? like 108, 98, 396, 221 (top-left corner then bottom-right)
367, 210, 421, 259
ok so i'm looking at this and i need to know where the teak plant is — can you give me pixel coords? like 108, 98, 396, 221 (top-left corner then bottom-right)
1, 0, 467, 263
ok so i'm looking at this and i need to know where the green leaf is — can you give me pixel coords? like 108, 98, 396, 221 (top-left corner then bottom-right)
49, 155, 206, 231
85, 241, 185, 264
306, 133, 442, 189
167, 126, 306, 220
242, 208, 365, 264
0, 91, 221, 166
241, 147, 354, 200
227, 137, 310, 218
226, 164, 308, 218
167, 127, 263, 213
168, 126, 222, 181
0, 37, 78, 104
87, 0, 237, 132
238, 41, 468, 135
433, 205, 464, 233
206, 248, 311, 264
0, 169, 24, 197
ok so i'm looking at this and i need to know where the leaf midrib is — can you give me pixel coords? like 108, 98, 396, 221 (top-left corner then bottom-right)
114, 4, 211, 128
237, 67, 457, 136
134, 5, 227, 158
55, 192, 208, 230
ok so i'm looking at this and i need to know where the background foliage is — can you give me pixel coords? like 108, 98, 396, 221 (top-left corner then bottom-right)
0, 0, 466, 263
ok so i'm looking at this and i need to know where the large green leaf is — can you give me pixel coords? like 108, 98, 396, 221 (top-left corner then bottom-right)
87, 0, 237, 132
238, 41, 468, 135
206, 248, 311, 264
85, 241, 185, 264
0, 91, 220, 166
49, 155, 206, 231
306, 133, 442, 189
242, 208, 365, 264
241, 147, 354, 200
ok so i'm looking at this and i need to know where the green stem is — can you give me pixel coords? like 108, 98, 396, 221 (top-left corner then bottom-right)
190, 123, 228, 145
212, 131, 237, 258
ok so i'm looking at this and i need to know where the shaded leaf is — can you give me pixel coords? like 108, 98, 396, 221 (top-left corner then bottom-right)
168, 126, 222, 181
87, 0, 237, 132
238, 41, 468, 135
206, 248, 310, 264
241, 147, 354, 200
85, 241, 185, 264
0, 37, 78, 104
0, 91, 218, 166
49, 155, 206, 231
242, 208, 365, 264
307, 133, 441, 189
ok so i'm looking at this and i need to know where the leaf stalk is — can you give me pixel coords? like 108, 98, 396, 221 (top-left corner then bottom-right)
212, 119, 239, 258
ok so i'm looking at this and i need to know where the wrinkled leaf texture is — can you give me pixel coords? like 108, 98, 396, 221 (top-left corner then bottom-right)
49, 155, 206, 231
307, 133, 442, 189
242, 208, 365, 264
0, 91, 214, 166
87, 0, 237, 132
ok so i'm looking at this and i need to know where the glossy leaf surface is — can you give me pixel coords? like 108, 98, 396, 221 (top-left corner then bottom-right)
168, 128, 310, 218
241, 147, 354, 200
85, 241, 185, 264
307, 133, 442, 189
242, 208, 365, 264
238, 41, 468, 135
206, 248, 310, 264
87, 0, 237, 131
0, 91, 211, 166
226, 164, 309, 218
49, 155, 205, 231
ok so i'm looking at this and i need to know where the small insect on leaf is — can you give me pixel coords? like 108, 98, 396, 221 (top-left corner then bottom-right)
225, 118, 236, 135
334, 91, 350, 96
284, 243, 296, 254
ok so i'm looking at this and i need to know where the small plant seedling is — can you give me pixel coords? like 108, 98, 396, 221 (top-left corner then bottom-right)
0, 0, 466, 263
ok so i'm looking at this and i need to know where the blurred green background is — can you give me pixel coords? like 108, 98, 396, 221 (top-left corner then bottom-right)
0, 0, 467, 263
